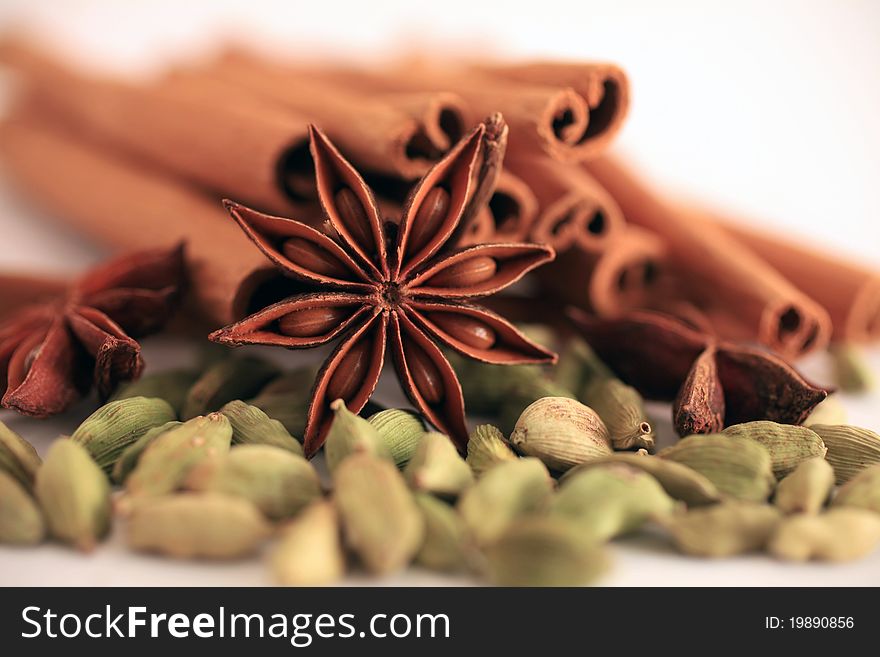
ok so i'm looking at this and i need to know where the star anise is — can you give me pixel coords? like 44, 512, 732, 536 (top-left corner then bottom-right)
567, 308, 828, 436
0, 244, 185, 416
210, 122, 556, 456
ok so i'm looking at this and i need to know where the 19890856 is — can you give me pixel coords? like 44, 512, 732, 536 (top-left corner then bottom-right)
765, 617, 854, 629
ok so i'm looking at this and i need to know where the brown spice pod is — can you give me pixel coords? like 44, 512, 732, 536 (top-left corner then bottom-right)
0, 273, 67, 317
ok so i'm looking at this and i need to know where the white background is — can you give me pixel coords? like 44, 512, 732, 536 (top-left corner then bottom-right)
0, 0, 879, 586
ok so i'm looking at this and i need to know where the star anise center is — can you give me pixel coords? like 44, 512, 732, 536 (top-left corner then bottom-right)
379, 281, 404, 309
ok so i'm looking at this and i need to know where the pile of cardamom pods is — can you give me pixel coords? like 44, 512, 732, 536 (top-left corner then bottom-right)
1, 342, 880, 586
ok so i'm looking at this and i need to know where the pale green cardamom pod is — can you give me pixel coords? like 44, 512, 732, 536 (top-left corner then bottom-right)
809, 424, 880, 484
71, 397, 177, 472
112, 421, 182, 485
498, 378, 575, 435
722, 421, 826, 479
485, 516, 609, 587
830, 343, 874, 393
768, 508, 880, 562
832, 463, 880, 513
562, 452, 721, 507
659, 435, 775, 502
552, 464, 677, 541
0, 470, 45, 545
245, 366, 316, 436
220, 400, 303, 456
0, 420, 41, 489
553, 337, 614, 394
127, 493, 271, 559
404, 432, 473, 498
185, 444, 321, 520
35, 439, 111, 552
660, 502, 781, 558
272, 501, 345, 586
457, 457, 554, 547
182, 356, 280, 419
804, 396, 847, 426
368, 408, 425, 468
111, 368, 199, 416
581, 378, 655, 452
509, 397, 611, 472
773, 457, 834, 514
333, 453, 424, 574
325, 400, 391, 473
414, 493, 477, 573
124, 413, 232, 499
465, 424, 517, 477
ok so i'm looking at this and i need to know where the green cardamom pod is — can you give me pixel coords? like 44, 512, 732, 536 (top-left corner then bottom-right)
71, 397, 176, 472
112, 421, 181, 485
809, 424, 880, 484
553, 337, 614, 394
509, 397, 611, 472
659, 435, 775, 502
185, 444, 321, 520
722, 421, 827, 479
773, 457, 834, 514
368, 408, 425, 468
111, 368, 199, 415
0, 420, 41, 489
660, 502, 781, 557
220, 400, 303, 456
552, 464, 677, 541
465, 424, 517, 477
182, 356, 280, 419
830, 343, 874, 393
124, 413, 232, 499
272, 501, 345, 586
333, 453, 424, 574
405, 432, 473, 498
581, 378, 655, 452
325, 400, 391, 473
457, 457, 554, 547
245, 366, 316, 437
127, 493, 271, 559
0, 470, 45, 545
414, 493, 477, 573
35, 439, 111, 552
832, 463, 880, 513
768, 508, 880, 562
485, 516, 609, 587
804, 396, 847, 426
498, 377, 575, 435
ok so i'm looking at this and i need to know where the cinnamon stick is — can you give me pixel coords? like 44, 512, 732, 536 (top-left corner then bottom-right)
484, 170, 539, 242
585, 156, 832, 357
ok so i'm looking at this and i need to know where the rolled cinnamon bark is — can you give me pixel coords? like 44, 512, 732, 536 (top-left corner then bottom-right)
0, 117, 279, 327
0, 39, 314, 215
585, 157, 832, 357
506, 157, 624, 252
484, 170, 539, 242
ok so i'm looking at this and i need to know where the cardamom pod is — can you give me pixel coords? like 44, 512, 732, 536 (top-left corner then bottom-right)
465, 424, 517, 477
405, 432, 474, 498
809, 424, 880, 484
220, 400, 303, 456
325, 400, 391, 473
660, 502, 781, 557
333, 453, 424, 574
659, 435, 775, 502
35, 439, 111, 551
272, 501, 345, 586
552, 464, 677, 541
833, 463, 880, 513
458, 457, 554, 546
804, 396, 847, 427
768, 508, 880, 562
582, 378, 655, 452
722, 421, 827, 479
829, 343, 874, 393
368, 408, 425, 467
498, 377, 575, 435
71, 397, 176, 472
562, 452, 721, 507
127, 493, 271, 559
185, 444, 321, 520
773, 457, 834, 514
414, 493, 476, 573
553, 337, 614, 394
111, 421, 181, 485
509, 397, 611, 472
0, 470, 45, 545
246, 366, 316, 436
0, 420, 41, 489
182, 356, 280, 419
485, 516, 609, 587
124, 413, 232, 499
111, 368, 199, 415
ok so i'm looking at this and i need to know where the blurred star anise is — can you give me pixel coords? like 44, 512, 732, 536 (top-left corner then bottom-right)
210, 121, 556, 456
0, 244, 185, 416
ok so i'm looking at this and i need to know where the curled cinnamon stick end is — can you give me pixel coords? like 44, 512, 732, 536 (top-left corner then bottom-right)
485, 170, 539, 242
